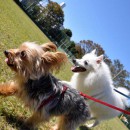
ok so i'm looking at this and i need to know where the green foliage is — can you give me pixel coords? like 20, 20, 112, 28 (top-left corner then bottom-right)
62, 28, 72, 38
21, 0, 42, 8
29, 4, 41, 20
23, 1, 66, 43
17, 0, 74, 56
40, 1, 64, 30
67, 41, 78, 56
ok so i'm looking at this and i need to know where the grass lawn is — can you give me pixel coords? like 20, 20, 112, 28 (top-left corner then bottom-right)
90, 118, 128, 130
0, 0, 128, 130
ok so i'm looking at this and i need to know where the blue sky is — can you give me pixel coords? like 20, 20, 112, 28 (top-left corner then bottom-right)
53, 0, 130, 73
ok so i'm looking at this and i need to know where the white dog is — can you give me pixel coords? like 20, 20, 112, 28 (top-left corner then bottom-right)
62, 50, 130, 128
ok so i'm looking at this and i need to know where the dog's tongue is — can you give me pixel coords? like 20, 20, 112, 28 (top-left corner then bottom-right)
71, 66, 86, 72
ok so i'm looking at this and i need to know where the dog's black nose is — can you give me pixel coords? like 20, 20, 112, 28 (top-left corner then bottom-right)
72, 59, 76, 63
4, 50, 9, 56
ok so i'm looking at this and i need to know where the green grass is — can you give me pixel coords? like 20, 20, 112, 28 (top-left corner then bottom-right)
78, 117, 128, 130
0, 0, 128, 130
90, 118, 128, 130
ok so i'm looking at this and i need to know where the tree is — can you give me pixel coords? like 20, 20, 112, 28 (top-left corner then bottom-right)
21, 0, 42, 9
77, 40, 112, 65
18, 0, 65, 43
75, 44, 84, 58
62, 28, 72, 38
79, 40, 105, 55
40, 1, 64, 31
29, 4, 41, 20
67, 41, 78, 56
112, 59, 130, 89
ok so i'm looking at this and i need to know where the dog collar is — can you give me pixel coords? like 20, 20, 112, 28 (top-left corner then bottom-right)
37, 85, 68, 110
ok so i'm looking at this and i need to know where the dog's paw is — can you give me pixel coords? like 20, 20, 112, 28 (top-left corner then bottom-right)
85, 119, 99, 128
51, 124, 59, 130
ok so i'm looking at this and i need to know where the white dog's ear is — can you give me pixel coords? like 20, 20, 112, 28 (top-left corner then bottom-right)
96, 55, 103, 64
91, 49, 96, 55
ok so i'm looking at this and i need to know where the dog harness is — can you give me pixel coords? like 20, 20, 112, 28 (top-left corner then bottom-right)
37, 82, 130, 115
37, 85, 68, 110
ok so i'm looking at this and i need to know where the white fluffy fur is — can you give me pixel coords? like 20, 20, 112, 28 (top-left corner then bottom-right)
62, 50, 130, 127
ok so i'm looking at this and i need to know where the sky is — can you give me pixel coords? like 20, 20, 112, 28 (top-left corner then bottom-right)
53, 0, 130, 73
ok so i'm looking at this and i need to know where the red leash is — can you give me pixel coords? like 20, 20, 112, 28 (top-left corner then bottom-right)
37, 84, 130, 115
80, 92, 130, 115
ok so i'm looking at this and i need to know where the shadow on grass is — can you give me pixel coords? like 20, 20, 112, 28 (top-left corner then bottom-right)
1, 109, 37, 130
79, 125, 90, 130
1, 109, 90, 130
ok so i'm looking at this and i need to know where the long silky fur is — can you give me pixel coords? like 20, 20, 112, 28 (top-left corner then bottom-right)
0, 41, 90, 130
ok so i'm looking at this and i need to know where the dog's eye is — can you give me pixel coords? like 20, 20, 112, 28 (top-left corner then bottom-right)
20, 51, 26, 58
84, 61, 88, 65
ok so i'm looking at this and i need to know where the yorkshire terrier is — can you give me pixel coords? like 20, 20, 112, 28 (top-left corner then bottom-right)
0, 42, 90, 130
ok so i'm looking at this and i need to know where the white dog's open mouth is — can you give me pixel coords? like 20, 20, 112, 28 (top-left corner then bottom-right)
71, 66, 86, 72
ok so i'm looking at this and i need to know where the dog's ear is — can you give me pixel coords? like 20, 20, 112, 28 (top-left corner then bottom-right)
42, 51, 68, 71
41, 42, 57, 52
96, 55, 103, 64
91, 49, 96, 55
